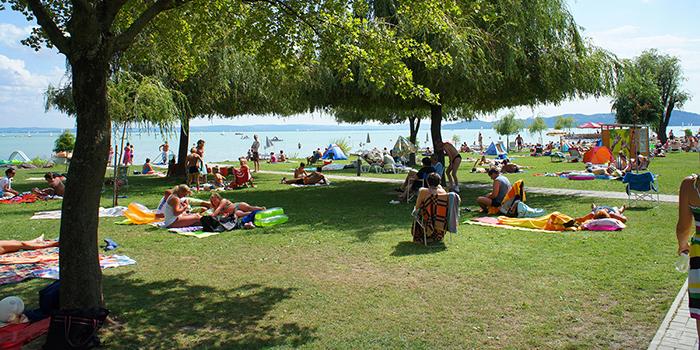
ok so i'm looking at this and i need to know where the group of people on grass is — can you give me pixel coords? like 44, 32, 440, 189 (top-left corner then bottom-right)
1, 168, 65, 199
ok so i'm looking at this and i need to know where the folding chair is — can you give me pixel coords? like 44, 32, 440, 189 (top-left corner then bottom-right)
566, 149, 583, 162
411, 192, 460, 245
622, 172, 659, 206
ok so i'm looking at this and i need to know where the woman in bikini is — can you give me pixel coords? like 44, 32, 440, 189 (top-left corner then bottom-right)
210, 193, 266, 218
677, 174, 700, 337
441, 141, 461, 192
0, 235, 59, 255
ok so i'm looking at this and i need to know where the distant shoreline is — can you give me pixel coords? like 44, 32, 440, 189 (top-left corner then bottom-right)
2, 110, 698, 134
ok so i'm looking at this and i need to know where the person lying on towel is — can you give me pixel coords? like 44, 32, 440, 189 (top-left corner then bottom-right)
209, 192, 265, 219
0, 235, 58, 254
280, 164, 328, 185
32, 172, 65, 198
476, 168, 511, 214
576, 204, 627, 223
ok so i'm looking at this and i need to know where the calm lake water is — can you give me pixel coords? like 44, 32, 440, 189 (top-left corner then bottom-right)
1, 126, 695, 163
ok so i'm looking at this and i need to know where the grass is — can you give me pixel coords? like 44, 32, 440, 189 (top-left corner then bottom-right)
0, 156, 689, 349
254, 151, 700, 194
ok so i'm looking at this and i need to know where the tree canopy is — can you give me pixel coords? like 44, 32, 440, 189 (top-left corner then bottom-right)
53, 130, 75, 153
528, 116, 548, 143
554, 116, 575, 131
613, 49, 690, 143
493, 112, 523, 150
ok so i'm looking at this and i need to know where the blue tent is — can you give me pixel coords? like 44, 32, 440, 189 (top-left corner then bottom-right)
322, 144, 348, 160
485, 142, 507, 157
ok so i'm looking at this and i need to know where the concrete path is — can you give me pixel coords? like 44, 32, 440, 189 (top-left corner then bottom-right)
648, 281, 698, 350
260, 170, 679, 203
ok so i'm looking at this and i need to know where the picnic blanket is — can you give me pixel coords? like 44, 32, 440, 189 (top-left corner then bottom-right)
0, 247, 136, 285
290, 183, 330, 187
150, 222, 218, 238
31, 206, 127, 220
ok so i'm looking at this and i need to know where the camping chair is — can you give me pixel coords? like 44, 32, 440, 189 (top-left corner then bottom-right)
566, 149, 583, 162
229, 167, 255, 189
411, 192, 460, 245
622, 172, 659, 206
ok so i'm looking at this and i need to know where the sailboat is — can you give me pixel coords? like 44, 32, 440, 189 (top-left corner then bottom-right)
265, 136, 274, 149
366, 133, 371, 143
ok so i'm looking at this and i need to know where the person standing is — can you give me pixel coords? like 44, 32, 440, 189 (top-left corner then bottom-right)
251, 135, 261, 172
159, 141, 170, 164
478, 132, 483, 152
515, 134, 523, 151
196, 139, 206, 183
122, 142, 131, 166
676, 174, 700, 337
129, 144, 135, 165
440, 141, 462, 192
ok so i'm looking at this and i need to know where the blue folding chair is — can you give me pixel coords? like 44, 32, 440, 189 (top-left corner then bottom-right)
622, 172, 659, 206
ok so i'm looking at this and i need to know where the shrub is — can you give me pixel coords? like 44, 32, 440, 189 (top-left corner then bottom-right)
53, 130, 75, 153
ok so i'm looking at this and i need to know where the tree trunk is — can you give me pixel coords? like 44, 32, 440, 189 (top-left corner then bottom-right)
173, 115, 190, 177
657, 106, 674, 144
59, 56, 110, 310
430, 104, 445, 185
408, 116, 420, 166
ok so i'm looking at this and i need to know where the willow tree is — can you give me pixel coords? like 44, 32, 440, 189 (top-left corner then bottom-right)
493, 112, 524, 151
528, 116, 548, 144
321, 0, 617, 166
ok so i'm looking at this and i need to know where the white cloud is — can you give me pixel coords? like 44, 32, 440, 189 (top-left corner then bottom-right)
0, 23, 33, 47
0, 54, 61, 89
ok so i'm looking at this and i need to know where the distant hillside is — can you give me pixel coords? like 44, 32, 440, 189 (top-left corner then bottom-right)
443, 110, 700, 129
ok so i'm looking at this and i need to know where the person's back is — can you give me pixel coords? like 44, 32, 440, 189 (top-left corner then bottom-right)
494, 174, 511, 203
49, 177, 65, 196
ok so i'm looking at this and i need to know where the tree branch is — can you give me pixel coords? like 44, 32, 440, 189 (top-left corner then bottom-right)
112, 0, 191, 53
98, 0, 129, 32
25, 0, 70, 54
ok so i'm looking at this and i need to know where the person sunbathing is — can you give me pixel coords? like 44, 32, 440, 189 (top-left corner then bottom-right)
397, 157, 435, 200
163, 185, 201, 228
576, 204, 627, 223
0, 168, 18, 198
32, 173, 65, 197
212, 166, 225, 188
413, 173, 447, 210
280, 163, 309, 185
210, 192, 266, 218
142, 158, 156, 174
0, 235, 59, 255
499, 159, 520, 174
281, 170, 328, 185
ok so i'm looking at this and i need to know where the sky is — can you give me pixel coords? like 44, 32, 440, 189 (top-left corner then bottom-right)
0, 0, 698, 128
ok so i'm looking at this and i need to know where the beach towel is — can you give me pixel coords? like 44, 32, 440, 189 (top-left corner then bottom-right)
412, 193, 449, 242
0, 193, 43, 205
31, 206, 127, 220
498, 212, 580, 231
167, 227, 221, 238
0, 248, 135, 285
290, 183, 330, 187
447, 193, 460, 234
465, 217, 562, 234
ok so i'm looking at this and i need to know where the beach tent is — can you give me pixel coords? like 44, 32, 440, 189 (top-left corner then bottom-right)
583, 146, 614, 164
485, 142, 507, 157
322, 144, 348, 160
7, 150, 30, 162
391, 136, 417, 158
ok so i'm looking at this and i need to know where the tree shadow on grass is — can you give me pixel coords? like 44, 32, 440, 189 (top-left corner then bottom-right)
390, 241, 446, 256
101, 272, 316, 349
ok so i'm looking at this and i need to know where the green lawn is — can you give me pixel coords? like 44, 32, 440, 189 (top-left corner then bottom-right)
0, 161, 688, 349
254, 151, 699, 195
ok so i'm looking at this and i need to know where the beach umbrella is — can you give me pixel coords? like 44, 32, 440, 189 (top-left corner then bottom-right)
579, 122, 602, 129
366, 133, 371, 143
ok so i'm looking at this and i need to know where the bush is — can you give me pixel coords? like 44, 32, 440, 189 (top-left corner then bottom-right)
685, 129, 693, 137
54, 130, 75, 153
30, 157, 49, 167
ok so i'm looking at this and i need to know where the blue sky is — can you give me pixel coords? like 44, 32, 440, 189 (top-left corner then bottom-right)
0, 0, 698, 128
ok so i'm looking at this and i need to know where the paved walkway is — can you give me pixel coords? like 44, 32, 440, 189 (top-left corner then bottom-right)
648, 281, 698, 350
261, 170, 679, 203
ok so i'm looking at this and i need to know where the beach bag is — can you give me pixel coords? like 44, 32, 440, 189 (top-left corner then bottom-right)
43, 308, 109, 350
201, 216, 225, 232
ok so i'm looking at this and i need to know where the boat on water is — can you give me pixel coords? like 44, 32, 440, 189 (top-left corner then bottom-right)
220, 132, 225, 136
271, 136, 283, 141
234, 132, 243, 135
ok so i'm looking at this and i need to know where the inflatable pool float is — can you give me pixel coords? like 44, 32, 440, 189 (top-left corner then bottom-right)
254, 207, 288, 227
567, 173, 595, 181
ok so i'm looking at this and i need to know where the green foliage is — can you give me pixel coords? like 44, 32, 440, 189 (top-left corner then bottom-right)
53, 130, 75, 153
612, 64, 661, 126
554, 116, 575, 131
613, 49, 690, 142
330, 138, 351, 155
528, 117, 548, 135
30, 157, 49, 167
494, 112, 523, 137
685, 129, 693, 137
451, 134, 461, 144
